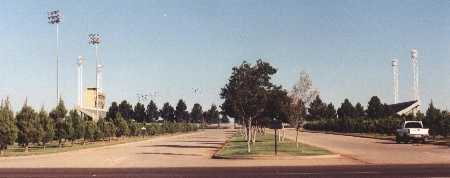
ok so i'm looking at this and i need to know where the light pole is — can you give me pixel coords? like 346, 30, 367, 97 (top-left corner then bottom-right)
89, 33, 101, 119
48, 10, 62, 104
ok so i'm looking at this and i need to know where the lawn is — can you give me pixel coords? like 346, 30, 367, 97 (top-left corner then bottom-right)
215, 133, 330, 158
2, 136, 153, 157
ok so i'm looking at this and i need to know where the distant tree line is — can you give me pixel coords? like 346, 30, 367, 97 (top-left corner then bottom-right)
304, 96, 450, 137
0, 98, 200, 155
105, 99, 230, 127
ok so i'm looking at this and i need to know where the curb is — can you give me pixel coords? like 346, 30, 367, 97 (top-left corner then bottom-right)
213, 154, 341, 160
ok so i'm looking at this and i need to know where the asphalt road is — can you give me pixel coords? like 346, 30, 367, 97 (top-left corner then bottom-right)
0, 164, 449, 178
284, 129, 450, 164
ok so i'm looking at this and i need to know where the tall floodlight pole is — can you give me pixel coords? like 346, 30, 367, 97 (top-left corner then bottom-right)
392, 58, 399, 104
48, 10, 62, 104
89, 33, 101, 119
411, 49, 419, 102
77, 56, 85, 107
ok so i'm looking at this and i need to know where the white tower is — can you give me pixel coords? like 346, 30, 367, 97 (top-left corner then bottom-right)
77, 56, 85, 107
411, 49, 420, 102
392, 57, 399, 104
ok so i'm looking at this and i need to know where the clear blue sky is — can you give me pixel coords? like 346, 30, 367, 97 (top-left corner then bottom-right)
1, 0, 450, 111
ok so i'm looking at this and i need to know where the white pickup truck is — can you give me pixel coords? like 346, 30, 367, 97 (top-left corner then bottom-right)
396, 121, 429, 144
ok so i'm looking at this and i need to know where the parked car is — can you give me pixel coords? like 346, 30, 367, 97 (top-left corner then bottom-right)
396, 121, 429, 144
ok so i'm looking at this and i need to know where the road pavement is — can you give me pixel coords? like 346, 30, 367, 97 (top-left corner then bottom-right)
284, 129, 450, 164
0, 129, 355, 168
0, 164, 449, 178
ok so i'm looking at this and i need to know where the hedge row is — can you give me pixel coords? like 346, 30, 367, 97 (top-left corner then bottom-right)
304, 117, 407, 134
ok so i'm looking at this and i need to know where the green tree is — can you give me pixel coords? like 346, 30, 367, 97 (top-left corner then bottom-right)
324, 103, 337, 119
175, 99, 189, 123
308, 95, 327, 120
133, 102, 146, 123
354, 102, 365, 117
16, 103, 40, 152
38, 108, 54, 149
49, 98, 68, 147
424, 102, 443, 137
118, 100, 134, 121
191, 103, 203, 124
145, 100, 159, 123
106, 101, 119, 122
115, 113, 129, 137
0, 98, 17, 155
67, 110, 85, 144
84, 120, 96, 142
160, 102, 175, 122
206, 105, 220, 125
367, 96, 385, 118
220, 60, 278, 152
64, 117, 75, 145
337, 99, 356, 119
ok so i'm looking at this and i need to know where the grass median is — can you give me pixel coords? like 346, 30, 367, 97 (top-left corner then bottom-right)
215, 133, 330, 158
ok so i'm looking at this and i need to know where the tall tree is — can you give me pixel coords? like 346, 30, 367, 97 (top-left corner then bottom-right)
84, 120, 96, 142
424, 102, 443, 137
191, 103, 203, 124
68, 110, 85, 144
38, 107, 54, 150
64, 117, 75, 145
115, 113, 129, 137
337, 99, 356, 119
118, 100, 134, 121
206, 104, 220, 126
160, 102, 175, 122
145, 100, 159, 123
0, 98, 17, 155
133, 102, 146, 123
16, 103, 40, 152
175, 99, 189, 122
106, 101, 119, 122
354, 102, 365, 117
324, 103, 337, 119
288, 70, 318, 150
308, 95, 327, 120
220, 59, 278, 152
367, 96, 384, 118
49, 98, 68, 147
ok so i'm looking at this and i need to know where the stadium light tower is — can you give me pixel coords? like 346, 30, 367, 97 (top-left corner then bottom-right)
89, 33, 101, 119
48, 10, 62, 104
411, 49, 420, 102
392, 57, 399, 104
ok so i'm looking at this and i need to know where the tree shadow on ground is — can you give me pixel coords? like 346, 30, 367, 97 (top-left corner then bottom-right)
140, 145, 221, 149
138, 152, 202, 156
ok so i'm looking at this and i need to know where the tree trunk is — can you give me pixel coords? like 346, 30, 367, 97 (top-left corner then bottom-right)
295, 129, 299, 150
247, 119, 252, 153
251, 125, 257, 144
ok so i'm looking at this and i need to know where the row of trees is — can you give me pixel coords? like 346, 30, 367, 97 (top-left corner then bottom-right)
305, 102, 450, 137
0, 98, 199, 154
306, 95, 396, 121
220, 60, 450, 153
105, 100, 229, 126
